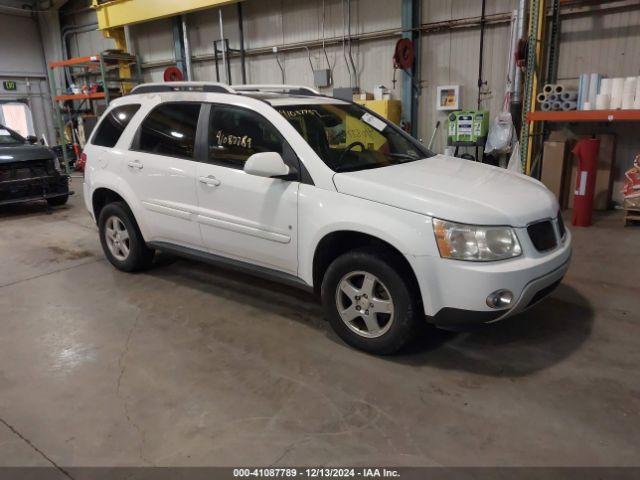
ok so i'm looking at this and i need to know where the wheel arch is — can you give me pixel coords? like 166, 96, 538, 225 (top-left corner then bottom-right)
311, 230, 424, 312
92, 187, 126, 221
90, 183, 150, 241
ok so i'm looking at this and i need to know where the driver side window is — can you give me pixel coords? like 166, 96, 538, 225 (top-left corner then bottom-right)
208, 105, 285, 169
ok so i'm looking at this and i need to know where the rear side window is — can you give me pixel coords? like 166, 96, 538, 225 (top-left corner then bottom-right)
137, 103, 201, 159
92, 104, 140, 147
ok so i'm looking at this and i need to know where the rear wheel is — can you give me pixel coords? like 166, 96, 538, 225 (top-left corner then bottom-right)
98, 202, 154, 272
46, 195, 69, 207
321, 248, 421, 354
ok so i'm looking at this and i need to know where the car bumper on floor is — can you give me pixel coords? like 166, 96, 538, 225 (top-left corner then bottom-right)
410, 232, 572, 328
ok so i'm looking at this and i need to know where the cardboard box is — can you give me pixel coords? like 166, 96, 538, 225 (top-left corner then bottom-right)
541, 140, 570, 207
354, 92, 373, 101
567, 134, 616, 210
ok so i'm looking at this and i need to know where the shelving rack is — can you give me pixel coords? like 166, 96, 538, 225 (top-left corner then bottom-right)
522, 0, 640, 177
48, 51, 143, 172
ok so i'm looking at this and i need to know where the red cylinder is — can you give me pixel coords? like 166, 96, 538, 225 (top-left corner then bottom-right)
571, 138, 600, 227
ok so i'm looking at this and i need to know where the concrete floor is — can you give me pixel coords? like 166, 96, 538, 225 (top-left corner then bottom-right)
0, 178, 638, 467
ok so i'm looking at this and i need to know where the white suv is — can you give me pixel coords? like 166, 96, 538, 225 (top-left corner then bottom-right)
83, 82, 571, 354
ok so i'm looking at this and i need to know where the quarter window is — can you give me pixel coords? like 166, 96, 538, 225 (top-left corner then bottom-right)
208, 105, 284, 169
138, 103, 201, 159
92, 104, 140, 147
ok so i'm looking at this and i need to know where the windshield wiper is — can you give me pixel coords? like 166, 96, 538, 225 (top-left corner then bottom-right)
387, 153, 420, 162
334, 164, 381, 173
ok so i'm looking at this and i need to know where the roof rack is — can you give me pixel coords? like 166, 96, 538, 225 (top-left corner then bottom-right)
232, 84, 321, 96
131, 82, 237, 95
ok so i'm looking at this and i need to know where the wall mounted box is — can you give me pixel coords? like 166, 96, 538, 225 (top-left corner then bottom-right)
313, 69, 331, 88
437, 85, 461, 111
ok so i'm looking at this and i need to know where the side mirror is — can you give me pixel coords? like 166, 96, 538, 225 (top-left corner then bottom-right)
244, 152, 290, 179
26, 135, 38, 144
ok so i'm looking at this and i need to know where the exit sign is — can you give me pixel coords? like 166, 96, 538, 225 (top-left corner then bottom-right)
3, 81, 17, 91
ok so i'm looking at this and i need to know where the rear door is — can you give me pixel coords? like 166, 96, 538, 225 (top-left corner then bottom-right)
125, 102, 203, 248
195, 103, 300, 274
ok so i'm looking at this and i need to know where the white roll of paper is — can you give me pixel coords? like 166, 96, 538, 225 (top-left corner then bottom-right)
578, 74, 590, 109
555, 84, 565, 94
562, 101, 577, 111
596, 94, 610, 110
541, 101, 552, 112
537, 92, 548, 103
588, 73, 600, 107
561, 92, 578, 101
600, 78, 612, 96
622, 95, 635, 110
611, 77, 625, 109
623, 77, 637, 97
543, 84, 555, 94
553, 101, 563, 111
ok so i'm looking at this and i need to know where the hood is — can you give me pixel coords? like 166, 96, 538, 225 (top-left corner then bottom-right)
0, 144, 56, 164
332, 155, 559, 227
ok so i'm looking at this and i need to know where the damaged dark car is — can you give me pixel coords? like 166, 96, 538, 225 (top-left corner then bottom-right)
0, 124, 72, 208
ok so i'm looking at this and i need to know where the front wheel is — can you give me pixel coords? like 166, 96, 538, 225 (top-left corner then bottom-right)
321, 248, 421, 355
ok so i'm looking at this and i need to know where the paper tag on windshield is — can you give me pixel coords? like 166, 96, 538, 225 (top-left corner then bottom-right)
0, 129, 10, 136
361, 112, 387, 132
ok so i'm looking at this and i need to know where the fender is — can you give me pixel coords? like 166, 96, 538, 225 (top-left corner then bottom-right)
297, 184, 439, 300
86, 167, 152, 241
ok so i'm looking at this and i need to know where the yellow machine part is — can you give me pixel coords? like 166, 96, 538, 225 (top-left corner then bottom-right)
354, 99, 402, 125
92, 0, 241, 30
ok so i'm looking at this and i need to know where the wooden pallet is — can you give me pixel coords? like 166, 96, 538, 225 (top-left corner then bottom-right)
624, 206, 640, 226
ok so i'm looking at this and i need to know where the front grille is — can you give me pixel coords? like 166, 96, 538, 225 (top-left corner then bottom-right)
0, 159, 55, 182
557, 211, 566, 239
527, 220, 557, 252
0, 158, 63, 204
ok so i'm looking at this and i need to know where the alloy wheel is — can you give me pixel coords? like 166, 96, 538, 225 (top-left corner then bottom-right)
335, 271, 395, 338
105, 215, 131, 261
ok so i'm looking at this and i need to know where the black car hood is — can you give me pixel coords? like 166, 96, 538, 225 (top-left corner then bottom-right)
0, 144, 55, 164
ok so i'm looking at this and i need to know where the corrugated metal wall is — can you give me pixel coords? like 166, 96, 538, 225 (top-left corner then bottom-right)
0, 12, 56, 142
62, 0, 640, 199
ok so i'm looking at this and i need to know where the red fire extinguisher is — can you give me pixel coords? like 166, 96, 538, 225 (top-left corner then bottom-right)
572, 137, 600, 227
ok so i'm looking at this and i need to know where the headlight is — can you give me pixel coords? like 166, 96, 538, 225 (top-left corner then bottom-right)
433, 218, 522, 261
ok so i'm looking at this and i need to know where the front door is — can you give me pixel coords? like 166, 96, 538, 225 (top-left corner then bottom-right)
195, 104, 299, 275
125, 101, 203, 248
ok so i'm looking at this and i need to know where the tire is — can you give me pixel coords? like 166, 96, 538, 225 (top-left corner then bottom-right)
46, 195, 69, 207
321, 248, 421, 355
98, 201, 155, 272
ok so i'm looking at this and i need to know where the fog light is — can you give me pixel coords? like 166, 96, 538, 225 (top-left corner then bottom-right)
486, 289, 514, 309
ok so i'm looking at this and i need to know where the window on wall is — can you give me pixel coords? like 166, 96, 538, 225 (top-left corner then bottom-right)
92, 104, 140, 147
137, 102, 201, 159
0, 102, 34, 138
208, 105, 285, 169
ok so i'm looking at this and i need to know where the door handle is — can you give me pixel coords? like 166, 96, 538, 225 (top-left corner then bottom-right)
199, 175, 221, 187
127, 160, 143, 170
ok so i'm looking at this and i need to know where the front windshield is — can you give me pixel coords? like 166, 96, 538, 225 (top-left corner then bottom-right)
0, 125, 25, 146
276, 103, 432, 172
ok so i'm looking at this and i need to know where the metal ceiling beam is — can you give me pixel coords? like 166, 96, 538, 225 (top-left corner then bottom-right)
91, 0, 241, 30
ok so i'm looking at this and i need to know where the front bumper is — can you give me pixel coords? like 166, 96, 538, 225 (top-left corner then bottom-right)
0, 174, 72, 207
429, 257, 569, 328
410, 231, 572, 327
